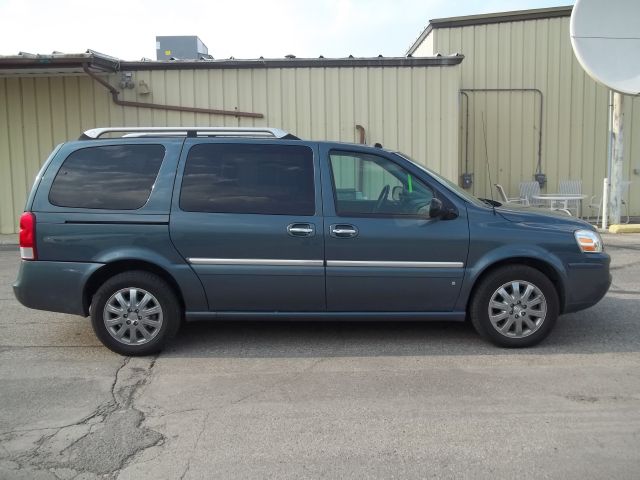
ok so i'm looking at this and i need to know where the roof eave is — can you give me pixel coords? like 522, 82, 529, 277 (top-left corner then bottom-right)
0, 49, 120, 75
119, 56, 464, 71
0, 52, 464, 76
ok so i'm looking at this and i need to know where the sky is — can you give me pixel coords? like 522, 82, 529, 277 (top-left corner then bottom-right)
0, 0, 573, 60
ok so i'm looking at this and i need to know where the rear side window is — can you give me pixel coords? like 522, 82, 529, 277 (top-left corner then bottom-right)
180, 143, 315, 215
49, 145, 165, 210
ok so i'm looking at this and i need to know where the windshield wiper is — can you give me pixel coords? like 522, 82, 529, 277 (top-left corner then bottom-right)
479, 198, 502, 207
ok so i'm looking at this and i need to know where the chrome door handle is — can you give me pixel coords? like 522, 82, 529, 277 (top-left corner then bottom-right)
330, 224, 358, 238
287, 223, 315, 237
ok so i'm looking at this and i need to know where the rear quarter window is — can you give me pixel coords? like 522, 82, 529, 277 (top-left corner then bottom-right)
48, 144, 165, 210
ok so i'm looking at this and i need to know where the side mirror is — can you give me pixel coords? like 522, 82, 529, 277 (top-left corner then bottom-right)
391, 185, 403, 201
428, 198, 444, 218
428, 198, 458, 220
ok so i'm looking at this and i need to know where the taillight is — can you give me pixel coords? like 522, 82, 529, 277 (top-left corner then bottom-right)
19, 212, 37, 260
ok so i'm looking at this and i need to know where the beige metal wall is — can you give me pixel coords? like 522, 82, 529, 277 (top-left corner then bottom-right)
414, 16, 640, 216
0, 64, 460, 233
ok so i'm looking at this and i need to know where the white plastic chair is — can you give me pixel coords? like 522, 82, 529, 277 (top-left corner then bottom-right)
589, 181, 631, 224
587, 195, 603, 224
519, 181, 541, 207
558, 179, 583, 216
495, 184, 527, 205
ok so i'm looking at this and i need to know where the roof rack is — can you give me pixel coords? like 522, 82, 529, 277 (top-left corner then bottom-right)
79, 127, 298, 140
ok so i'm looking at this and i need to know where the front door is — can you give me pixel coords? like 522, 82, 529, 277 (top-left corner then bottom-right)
320, 146, 469, 312
170, 140, 325, 312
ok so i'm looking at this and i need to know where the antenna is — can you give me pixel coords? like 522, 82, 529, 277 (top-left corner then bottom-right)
481, 113, 496, 211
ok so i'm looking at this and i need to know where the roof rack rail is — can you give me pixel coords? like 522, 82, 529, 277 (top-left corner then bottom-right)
79, 127, 299, 140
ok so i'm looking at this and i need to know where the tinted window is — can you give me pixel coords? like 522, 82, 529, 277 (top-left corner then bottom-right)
330, 151, 433, 216
49, 145, 165, 210
180, 144, 315, 215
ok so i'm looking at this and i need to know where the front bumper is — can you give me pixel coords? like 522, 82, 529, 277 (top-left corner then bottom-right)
563, 253, 611, 313
13, 260, 103, 316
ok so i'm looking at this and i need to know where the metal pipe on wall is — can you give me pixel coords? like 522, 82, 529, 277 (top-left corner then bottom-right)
459, 91, 473, 189
355, 124, 366, 144
460, 88, 544, 184
459, 91, 470, 173
83, 64, 264, 119
355, 125, 367, 190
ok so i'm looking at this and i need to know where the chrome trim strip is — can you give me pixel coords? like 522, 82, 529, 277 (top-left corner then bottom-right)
188, 258, 324, 267
326, 260, 464, 268
187, 258, 463, 268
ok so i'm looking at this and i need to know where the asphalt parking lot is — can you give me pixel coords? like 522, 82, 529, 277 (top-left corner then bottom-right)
1, 234, 639, 479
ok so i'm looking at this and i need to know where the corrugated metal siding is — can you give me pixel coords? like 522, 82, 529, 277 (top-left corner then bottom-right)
413, 33, 434, 56
0, 65, 460, 233
425, 17, 640, 216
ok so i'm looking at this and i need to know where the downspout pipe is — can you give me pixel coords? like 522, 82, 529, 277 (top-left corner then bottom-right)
459, 91, 470, 173
82, 64, 264, 119
355, 125, 366, 190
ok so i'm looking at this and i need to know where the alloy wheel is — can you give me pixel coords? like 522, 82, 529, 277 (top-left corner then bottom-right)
487, 280, 547, 338
103, 287, 164, 345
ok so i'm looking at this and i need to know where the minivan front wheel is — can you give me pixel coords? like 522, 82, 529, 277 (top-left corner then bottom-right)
469, 265, 559, 347
90, 271, 181, 355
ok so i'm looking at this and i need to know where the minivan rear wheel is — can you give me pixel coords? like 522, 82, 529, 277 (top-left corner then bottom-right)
90, 271, 181, 356
469, 265, 559, 347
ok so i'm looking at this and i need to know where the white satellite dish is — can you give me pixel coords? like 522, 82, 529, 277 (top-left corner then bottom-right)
570, 0, 640, 95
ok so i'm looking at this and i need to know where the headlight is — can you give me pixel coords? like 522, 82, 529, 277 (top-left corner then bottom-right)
574, 229, 603, 253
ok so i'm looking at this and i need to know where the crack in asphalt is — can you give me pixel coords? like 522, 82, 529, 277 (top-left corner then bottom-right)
170, 358, 326, 479
149, 407, 203, 420
178, 411, 210, 480
0, 355, 164, 479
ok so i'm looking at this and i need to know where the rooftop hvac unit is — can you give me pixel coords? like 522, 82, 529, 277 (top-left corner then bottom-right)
155, 36, 208, 61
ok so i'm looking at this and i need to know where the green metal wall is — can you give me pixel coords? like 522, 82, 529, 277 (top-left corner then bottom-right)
413, 16, 640, 216
0, 64, 461, 233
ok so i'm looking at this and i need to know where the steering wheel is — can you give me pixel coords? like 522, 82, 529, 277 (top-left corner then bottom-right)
374, 184, 391, 212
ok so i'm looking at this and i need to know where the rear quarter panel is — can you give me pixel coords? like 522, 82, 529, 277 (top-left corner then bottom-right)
28, 138, 208, 312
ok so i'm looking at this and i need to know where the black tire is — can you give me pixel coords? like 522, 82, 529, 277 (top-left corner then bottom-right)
90, 271, 181, 356
469, 265, 559, 348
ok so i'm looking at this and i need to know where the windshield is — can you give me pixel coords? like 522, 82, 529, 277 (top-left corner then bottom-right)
395, 152, 488, 208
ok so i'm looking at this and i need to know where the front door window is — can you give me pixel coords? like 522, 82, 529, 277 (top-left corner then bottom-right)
329, 151, 434, 217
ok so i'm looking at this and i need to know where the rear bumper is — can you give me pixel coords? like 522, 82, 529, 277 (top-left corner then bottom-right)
13, 260, 103, 316
563, 254, 611, 314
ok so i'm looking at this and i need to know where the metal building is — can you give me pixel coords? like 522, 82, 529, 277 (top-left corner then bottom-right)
0, 52, 462, 234
408, 5, 640, 217
2, 5, 636, 235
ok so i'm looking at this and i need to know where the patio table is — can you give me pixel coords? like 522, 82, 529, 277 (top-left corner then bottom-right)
532, 194, 587, 216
